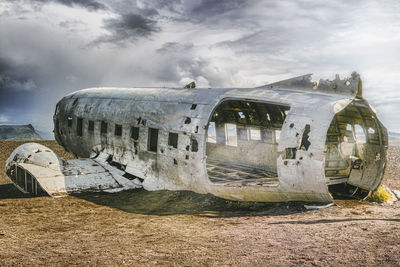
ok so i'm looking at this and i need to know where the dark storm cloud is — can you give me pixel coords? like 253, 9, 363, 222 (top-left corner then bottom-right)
138, 0, 247, 22
0, 57, 38, 92
96, 13, 160, 44
189, 0, 246, 21
31, 0, 106, 10
147, 0, 182, 10
123, 0, 182, 15
1, 0, 400, 134
0, 57, 38, 125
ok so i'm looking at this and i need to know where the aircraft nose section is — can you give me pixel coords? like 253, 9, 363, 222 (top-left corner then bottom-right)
6, 143, 63, 172
5, 143, 66, 196
5, 143, 142, 197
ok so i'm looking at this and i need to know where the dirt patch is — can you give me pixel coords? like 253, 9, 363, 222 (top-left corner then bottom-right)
0, 141, 399, 266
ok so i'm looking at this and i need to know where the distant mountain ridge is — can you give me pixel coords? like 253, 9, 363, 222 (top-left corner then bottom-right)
389, 131, 400, 140
0, 124, 42, 140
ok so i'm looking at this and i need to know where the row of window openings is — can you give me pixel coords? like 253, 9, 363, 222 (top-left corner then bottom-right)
68, 117, 189, 152
206, 122, 281, 147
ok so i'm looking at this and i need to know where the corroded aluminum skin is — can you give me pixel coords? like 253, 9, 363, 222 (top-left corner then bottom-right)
48, 73, 386, 202
4, 73, 387, 201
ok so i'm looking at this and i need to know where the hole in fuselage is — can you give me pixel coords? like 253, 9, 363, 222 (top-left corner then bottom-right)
328, 184, 370, 200
205, 99, 290, 186
325, 100, 386, 199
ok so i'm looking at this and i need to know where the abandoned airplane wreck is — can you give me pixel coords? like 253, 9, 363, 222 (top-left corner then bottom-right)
6, 72, 388, 202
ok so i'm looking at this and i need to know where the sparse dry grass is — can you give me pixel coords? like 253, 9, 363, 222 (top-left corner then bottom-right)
368, 186, 397, 203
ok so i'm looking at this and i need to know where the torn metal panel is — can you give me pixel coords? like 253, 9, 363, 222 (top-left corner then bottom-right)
258, 72, 362, 97
6, 72, 388, 202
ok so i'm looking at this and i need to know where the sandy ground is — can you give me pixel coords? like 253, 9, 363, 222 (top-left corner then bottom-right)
0, 141, 399, 266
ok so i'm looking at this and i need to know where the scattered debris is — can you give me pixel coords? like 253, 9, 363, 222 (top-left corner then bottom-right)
392, 189, 400, 200
304, 203, 335, 210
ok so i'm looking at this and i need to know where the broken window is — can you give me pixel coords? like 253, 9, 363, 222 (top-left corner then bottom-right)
191, 137, 198, 152
237, 127, 248, 141
68, 117, 73, 127
77, 118, 83, 136
168, 132, 178, 148
368, 127, 375, 134
131, 126, 139, 140
261, 129, 273, 143
206, 122, 217, 143
225, 123, 237, 147
354, 124, 366, 143
299, 124, 311, 151
88, 120, 94, 132
206, 99, 290, 186
101, 121, 107, 134
115, 124, 122, 136
148, 128, 159, 152
274, 130, 281, 143
249, 127, 261, 141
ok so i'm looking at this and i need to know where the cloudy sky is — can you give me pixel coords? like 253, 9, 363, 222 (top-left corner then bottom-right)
1, 0, 400, 138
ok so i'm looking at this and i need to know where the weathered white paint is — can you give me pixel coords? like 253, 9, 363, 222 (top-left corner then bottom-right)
5, 72, 388, 202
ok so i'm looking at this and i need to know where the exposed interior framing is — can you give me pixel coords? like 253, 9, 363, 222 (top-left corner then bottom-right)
6, 164, 46, 196
325, 100, 387, 198
206, 99, 290, 186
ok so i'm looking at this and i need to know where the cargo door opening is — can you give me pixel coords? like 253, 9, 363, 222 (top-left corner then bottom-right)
325, 100, 387, 199
206, 99, 290, 186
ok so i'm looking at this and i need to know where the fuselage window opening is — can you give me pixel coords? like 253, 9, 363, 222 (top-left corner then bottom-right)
101, 121, 108, 134
261, 129, 274, 144
237, 126, 248, 141
168, 132, 178, 148
148, 128, 159, 152
249, 127, 261, 141
206, 122, 217, 143
354, 124, 366, 144
67, 117, 73, 127
274, 130, 281, 143
131, 126, 139, 140
88, 120, 94, 132
191, 137, 198, 152
115, 124, 122, 137
77, 118, 83, 136
225, 123, 238, 147
206, 100, 290, 186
